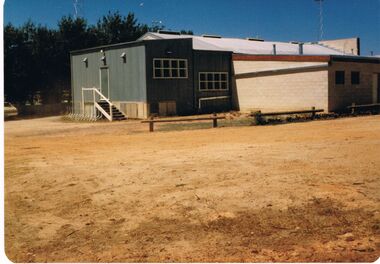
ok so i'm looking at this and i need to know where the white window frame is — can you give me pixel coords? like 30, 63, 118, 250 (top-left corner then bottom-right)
153, 58, 188, 79
199, 72, 229, 91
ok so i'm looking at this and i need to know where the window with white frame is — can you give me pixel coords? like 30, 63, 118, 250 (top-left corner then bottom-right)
153, 58, 188, 79
199, 72, 228, 91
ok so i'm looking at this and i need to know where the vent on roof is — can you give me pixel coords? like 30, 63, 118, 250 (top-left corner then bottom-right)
202, 34, 222, 39
299, 43, 304, 55
157, 30, 181, 35
246, 37, 264, 42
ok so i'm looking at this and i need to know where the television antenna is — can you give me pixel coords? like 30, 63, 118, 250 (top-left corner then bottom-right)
73, 0, 84, 19
315, 0, 324, 40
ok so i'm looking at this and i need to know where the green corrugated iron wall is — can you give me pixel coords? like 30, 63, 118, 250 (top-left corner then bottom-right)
71, 44, 146, 114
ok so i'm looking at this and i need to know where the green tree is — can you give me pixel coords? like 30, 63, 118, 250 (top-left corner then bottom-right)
55, 16, 91, 103
96, 11, 148, 44
4, 21, 38, 104
4, 12, 193, 106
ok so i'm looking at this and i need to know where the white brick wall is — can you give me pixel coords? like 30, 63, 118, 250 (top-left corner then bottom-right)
233, 61, 329, 112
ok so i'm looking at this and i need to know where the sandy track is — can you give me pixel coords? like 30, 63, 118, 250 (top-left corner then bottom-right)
5, 116, 380, 262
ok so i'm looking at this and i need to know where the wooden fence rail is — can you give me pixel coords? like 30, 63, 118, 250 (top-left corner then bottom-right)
347, 103, 380, 114
141, 113, 226, 132
250, 107, 324, 124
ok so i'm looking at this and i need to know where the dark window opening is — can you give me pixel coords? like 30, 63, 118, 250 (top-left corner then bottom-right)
163, 69, 170, 77
154, 60, 161, 68
154, 69, 162, 78
200, 73, 206, 81
171, 69, 178, 77
179, 69, 186, 78
335, 71, 345, 85
351, 71, 360, 85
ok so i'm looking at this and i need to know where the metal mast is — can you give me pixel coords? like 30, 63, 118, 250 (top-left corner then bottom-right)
73, 0, 84, 19
315, 0, 324, 40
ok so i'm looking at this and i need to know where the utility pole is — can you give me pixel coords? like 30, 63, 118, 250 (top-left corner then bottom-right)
315, 0, 324, 40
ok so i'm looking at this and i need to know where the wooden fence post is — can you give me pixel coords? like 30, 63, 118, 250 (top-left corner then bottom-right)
212, 113, 217, 128
311, 106, 316, 120
149, 116, 154, 132
252, 110, 263, 125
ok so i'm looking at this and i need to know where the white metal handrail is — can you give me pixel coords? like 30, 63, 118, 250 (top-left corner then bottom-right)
82, 87, 113, 121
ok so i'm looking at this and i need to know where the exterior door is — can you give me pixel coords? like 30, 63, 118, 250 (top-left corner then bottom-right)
100, 67, 109, 98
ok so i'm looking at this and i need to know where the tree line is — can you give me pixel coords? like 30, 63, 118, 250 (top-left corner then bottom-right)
4, 12, 193, 105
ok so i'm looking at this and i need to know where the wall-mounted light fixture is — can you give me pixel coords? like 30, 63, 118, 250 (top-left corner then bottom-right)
165, 49, 173, 55
83, 57, 88, 67
120, 52, 127, 63
100, 50, 106, 65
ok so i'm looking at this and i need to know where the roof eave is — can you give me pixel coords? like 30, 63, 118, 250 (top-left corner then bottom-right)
232, 54, 332, 62
70, 39, 145, 55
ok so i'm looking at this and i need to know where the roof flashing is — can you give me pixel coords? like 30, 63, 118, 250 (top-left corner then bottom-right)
202, 34, 222, 39
246, 37, 264, 42
157, 30, 181, 35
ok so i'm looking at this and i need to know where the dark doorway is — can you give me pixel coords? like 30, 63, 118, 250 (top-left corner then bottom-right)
100, 67, 109, 98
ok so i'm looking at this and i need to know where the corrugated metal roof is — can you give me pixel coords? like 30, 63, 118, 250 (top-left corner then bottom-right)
138, 32, 349, 56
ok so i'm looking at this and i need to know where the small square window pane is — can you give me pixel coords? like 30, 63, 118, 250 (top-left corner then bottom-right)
163, 60, 170, 68
171, 60, 178, 68
207, 81, 214, 90
200, 82, 207, 90
200, 73, 206, 81
155, 69, 162, 78
221, 82, 227, 89
163, 69, 170, 77
214, 74, 220, 81
207, 73, 213, 81
179, 69, 186, 77
214, 82, 221, 89
179, 60, 186, 68
221, 73, 227, 81
154, 60, 161, 68
171, 69, 178, 77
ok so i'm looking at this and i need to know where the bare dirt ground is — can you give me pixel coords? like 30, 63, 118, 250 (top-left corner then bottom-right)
4, 115, 380, 262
